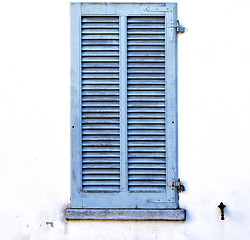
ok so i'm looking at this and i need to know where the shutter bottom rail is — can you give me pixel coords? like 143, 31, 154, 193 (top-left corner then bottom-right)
66, 208, 186, 221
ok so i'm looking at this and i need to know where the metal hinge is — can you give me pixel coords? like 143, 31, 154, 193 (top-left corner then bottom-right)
176, 20, 185, 33
172, 179, 185, 192
167, 20, 185, 33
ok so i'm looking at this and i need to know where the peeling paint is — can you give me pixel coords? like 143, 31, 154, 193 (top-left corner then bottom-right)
72, 170, 76, 183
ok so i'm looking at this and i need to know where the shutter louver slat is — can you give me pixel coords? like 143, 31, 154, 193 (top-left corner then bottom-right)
127, 16, 166, 192
81, 16, 120, 192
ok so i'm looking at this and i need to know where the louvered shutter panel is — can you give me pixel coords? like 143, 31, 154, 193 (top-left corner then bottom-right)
71, 3, 178, 209
81, 16, 120, 192
127, 16, 167, 192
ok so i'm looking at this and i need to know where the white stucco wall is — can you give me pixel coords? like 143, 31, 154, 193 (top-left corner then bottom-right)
1, 0, 250, 239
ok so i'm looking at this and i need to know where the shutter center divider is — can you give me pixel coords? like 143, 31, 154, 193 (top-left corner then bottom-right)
119, 16, 128, 192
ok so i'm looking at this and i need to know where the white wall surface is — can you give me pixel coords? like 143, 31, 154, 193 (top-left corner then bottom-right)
0, 0, 250, 239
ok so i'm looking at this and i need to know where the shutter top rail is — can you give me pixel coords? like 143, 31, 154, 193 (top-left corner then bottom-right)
75, 2, 176, 16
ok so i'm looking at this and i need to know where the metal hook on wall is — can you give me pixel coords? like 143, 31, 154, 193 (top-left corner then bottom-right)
218, 202, 226, 220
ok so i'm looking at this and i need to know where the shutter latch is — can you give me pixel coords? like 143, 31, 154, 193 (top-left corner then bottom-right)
176, 20, 185, 33
172, 178, 185, 192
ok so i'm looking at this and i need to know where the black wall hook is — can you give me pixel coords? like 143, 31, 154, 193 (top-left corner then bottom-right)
218, 202, 226, 220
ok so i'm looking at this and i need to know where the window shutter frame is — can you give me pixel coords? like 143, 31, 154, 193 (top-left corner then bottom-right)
70, 2, 179, 209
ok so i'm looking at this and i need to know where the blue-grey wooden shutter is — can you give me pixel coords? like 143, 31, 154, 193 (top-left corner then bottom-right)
71, 2, 178, 209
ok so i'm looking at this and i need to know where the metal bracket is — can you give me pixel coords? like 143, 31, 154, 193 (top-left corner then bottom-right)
172, 179, 185, 192
143, 7, 170, 12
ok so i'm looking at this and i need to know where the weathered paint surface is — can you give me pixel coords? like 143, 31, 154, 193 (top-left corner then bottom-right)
1, 0, 250, 239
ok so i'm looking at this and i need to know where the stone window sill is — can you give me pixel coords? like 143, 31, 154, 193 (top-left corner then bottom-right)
66, 209, 186, 221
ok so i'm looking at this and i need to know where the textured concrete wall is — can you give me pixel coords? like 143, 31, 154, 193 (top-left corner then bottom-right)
1, 0, 250, 239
